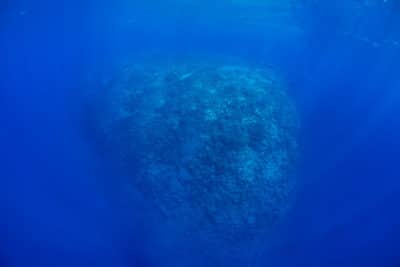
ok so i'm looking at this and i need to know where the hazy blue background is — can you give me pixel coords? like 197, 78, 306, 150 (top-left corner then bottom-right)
1, 1, 400, 266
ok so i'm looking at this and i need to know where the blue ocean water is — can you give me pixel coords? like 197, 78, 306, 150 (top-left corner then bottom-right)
1, 1, 400, 266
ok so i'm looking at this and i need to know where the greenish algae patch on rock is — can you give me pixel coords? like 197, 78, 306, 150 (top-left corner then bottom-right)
92, 63, 299, 242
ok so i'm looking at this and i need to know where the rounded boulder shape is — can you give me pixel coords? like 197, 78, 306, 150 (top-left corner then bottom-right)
93, 63, 299, 242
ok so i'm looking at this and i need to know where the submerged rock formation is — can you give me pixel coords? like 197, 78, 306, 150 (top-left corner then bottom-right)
91, 63, 298, 242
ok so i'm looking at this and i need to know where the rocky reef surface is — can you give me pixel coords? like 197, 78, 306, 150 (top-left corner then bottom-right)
91, 63, 299, 242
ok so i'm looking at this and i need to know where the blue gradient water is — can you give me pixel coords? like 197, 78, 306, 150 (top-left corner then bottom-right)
2, 1, 400, 266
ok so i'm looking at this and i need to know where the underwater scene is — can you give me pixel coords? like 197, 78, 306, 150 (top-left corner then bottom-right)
1, 0, 400, 266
